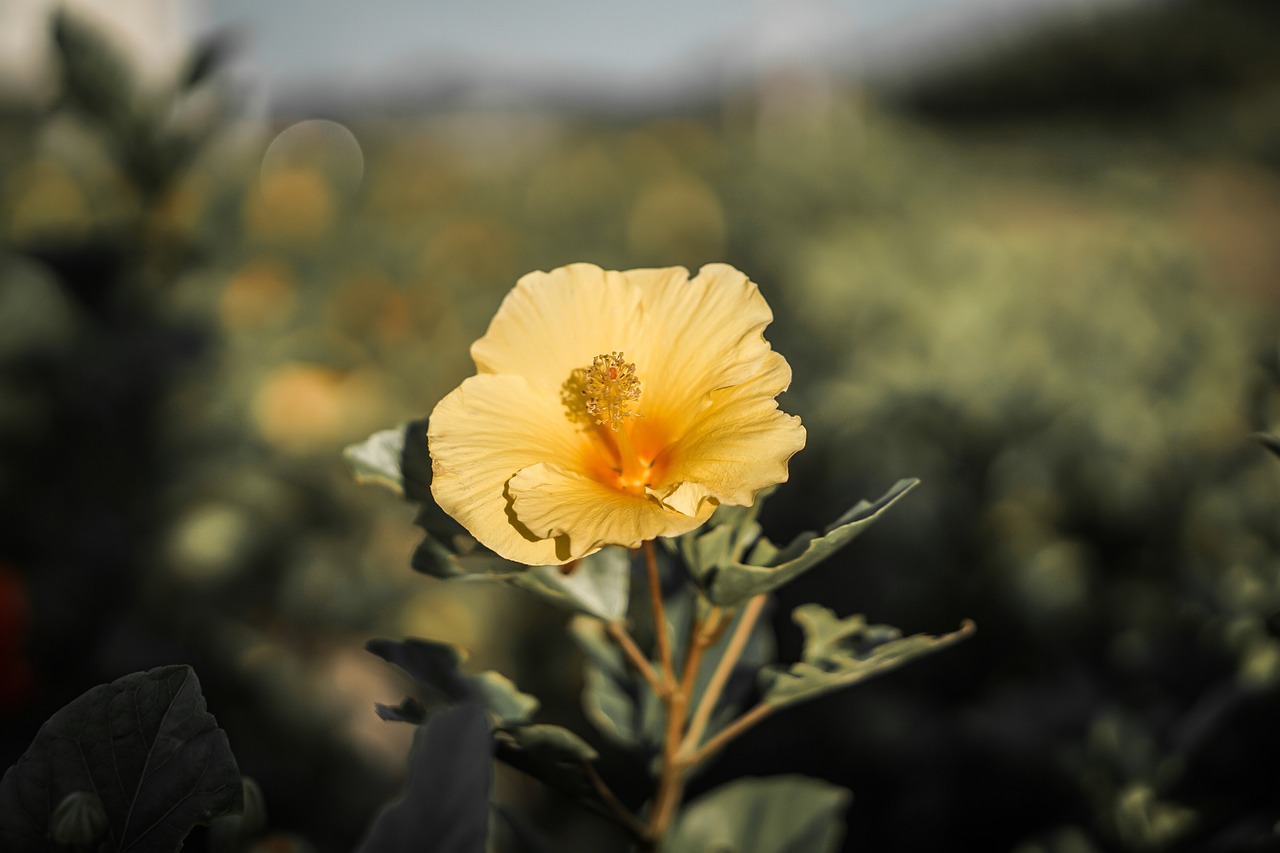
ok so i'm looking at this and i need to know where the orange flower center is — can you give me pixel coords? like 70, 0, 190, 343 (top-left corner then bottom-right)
581, 352, 650, 495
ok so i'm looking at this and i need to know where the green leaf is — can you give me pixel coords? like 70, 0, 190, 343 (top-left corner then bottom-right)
688, 479, 919, 606
342, 420, 432, 502
761, 605, 974, 712
471, 672, 540, 728
503, 548, 630, 620
663, 776, 851, 853
506, 724, 598, 762
344, 427, 407, 495
418, 547, 631, 621
0, 665, 243, 852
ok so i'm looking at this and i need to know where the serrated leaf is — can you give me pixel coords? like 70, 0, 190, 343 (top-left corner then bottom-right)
680, 488, 772, 580
471, 672, 540, 728
0, 665, 243, 853
663, 776, 851, 853
357, 702, 491, 853
761, 605, 974, 711
692, 479, 919, 606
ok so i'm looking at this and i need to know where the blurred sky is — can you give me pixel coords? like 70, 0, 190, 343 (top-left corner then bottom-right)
0, 0, 1142, 107
195, 0, 1139, 102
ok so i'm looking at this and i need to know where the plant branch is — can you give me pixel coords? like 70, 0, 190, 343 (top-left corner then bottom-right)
680, 594, 766, 757
581, 760, 649, 841
685, 701, 775, 768
605, 621, 667, 699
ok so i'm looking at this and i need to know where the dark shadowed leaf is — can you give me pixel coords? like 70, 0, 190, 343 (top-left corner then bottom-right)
663, 776, 850, 853
356, 703, 492, 853
366, 638, 474, 704
495, 725, 599, 801
181, 30, 238, 90
0, 665, 242, 853
1255, 432, 1280, 461
375, 697, 428, 725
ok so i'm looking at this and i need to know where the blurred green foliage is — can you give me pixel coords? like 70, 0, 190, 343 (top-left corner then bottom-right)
5, 2, 1280, 851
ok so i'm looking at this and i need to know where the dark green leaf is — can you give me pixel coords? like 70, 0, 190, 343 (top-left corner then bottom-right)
663, 776, 850, 853
761, 605, 975, 711
0, 665, 243, 852
357, 702, 492, 853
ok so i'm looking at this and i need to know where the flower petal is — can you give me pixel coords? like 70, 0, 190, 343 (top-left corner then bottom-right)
624, 264, 781, 445
662, 351, 806, 507
470, 263, 645, 394
509, 462, 715, 562
428, 373, 588, 566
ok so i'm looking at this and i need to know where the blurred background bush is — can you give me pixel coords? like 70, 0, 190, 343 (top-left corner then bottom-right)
3, 0, 1280, 850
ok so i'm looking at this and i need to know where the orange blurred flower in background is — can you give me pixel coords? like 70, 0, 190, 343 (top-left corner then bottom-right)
428, 263, 806, 565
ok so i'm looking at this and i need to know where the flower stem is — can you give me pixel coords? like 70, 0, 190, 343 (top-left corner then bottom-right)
679, 594, 767, 758
644, 540, 675, 688
644, 601, 729, 845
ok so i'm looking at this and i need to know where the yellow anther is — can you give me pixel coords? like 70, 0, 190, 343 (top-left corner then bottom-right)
582, 352, 642, 432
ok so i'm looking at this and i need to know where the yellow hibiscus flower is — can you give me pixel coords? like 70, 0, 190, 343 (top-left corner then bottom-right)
428, 263, 806, 565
